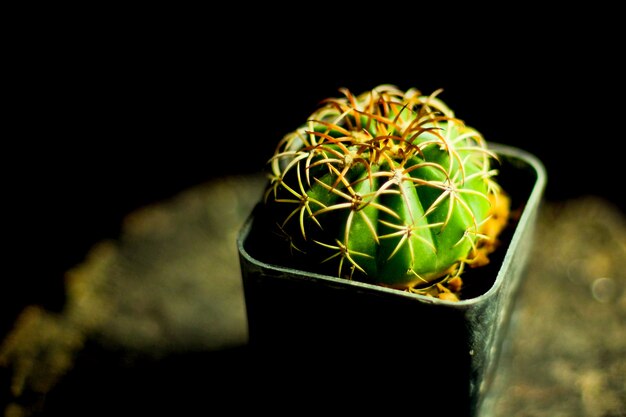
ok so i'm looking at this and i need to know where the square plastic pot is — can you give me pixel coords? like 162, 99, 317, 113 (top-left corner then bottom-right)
237, 143, 546, 416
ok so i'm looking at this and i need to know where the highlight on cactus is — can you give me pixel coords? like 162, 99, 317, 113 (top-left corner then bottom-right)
263, 85, 511, 301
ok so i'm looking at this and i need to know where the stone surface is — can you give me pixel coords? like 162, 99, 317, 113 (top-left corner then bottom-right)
1, 176, 624, 416
484, 197, 626, 417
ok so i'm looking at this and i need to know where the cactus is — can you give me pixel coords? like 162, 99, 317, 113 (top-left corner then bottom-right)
264, 85, 510, 300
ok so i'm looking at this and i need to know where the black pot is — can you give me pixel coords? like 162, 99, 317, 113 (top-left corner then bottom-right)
237, 143, 546, 416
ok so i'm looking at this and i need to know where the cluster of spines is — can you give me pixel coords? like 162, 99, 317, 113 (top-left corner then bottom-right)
265, 85, 505, 298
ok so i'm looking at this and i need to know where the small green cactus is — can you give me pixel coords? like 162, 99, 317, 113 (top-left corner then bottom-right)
264, 85, 510, 300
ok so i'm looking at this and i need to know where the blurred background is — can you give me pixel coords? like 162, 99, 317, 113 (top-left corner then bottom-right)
2, 10, 626, 416
4, 11, 624, 353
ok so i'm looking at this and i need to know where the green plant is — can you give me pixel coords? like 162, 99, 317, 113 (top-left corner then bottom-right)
264, 85, 510, 300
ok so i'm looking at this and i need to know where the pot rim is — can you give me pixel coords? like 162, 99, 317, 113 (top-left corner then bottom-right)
237, 142, 546, 308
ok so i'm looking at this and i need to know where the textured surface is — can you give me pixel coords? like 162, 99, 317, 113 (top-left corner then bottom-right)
1, 176, 624, 416
485, 198, 626, 417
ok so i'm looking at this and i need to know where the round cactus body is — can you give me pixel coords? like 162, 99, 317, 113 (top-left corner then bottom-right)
265, 85, 508, 295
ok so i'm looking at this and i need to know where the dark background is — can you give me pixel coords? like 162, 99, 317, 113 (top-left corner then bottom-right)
3, 16, 624, 339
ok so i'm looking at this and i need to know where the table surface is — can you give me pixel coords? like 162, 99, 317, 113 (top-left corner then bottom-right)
1, 175, 625, 416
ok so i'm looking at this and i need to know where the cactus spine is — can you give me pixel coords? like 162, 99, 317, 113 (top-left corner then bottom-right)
265, 85, 509, 299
